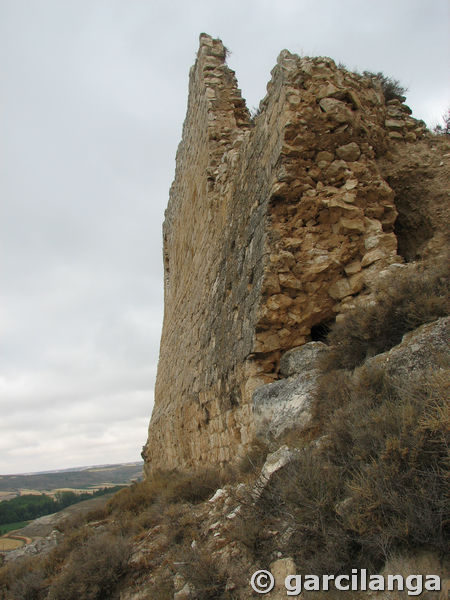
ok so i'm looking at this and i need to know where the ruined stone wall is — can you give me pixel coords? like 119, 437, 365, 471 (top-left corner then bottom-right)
143, 35, 428, 474
143, 34, 262, 472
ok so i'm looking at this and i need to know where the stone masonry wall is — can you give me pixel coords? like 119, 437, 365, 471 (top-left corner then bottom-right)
143, 35, 428, 474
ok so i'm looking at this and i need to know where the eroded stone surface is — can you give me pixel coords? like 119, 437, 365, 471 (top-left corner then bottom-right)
365, 317, 449, 376
279, 342, 328, 377
253, 370, 317, 440
252, 446, 300, 500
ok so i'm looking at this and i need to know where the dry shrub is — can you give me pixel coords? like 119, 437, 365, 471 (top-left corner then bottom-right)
53, 504, 108, 538
238, 362, 448, 575
230, 449, 350, 572
150, 573, 173, 599
238, 439, 269, 475
322, 261, 449, 371
55, 511, 86, 534
84, 505, 109, 522
279, 423, 321, 451
0, 557, 47, 600
131, 502, 164, 532
162, 503, 199, 547
163, 468, 224, 504
363, 71, 407, 102
45, 517, 92, 575
177, 547, 229, 600
378, 552, 448, 599
324, 366, 449, 564
433, 108, 450, 136
47, 532, 130, 600
105, 480, 154, 515
106, 466, 224, 516
262, 452, 352, 573
323, 366, 400, 469
231, 510, 267, 555
6, 568, 47, 600
312, 368, 353, 425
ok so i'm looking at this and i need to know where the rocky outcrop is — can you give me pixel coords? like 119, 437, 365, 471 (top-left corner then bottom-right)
255, 317, 449, 443
279, 341, 328, 377
252, 445, 300, 500
253, 342, 326, 440
365, 316, 449, 376
2, 529, 61, 563
143, 34, 446, 474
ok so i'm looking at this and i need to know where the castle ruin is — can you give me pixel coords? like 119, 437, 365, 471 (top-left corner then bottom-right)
143, 34, 429, 475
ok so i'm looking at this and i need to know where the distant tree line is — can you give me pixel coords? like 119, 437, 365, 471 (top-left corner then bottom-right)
0, 486, 125, 527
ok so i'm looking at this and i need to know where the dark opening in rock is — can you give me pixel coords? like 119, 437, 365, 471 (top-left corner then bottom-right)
310, 320, 334, 342
384, 171, 434, 262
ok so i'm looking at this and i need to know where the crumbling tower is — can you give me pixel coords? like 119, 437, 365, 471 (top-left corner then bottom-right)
143, 35, 426, 474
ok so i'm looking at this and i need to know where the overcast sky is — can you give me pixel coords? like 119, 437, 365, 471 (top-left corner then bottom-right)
1, 0, 448, 475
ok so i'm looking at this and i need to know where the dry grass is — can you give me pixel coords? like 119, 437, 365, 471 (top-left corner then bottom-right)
176, 546, 231, 600
106, 466, 225, 516
0, 556, 47, 600
237, 439, 269, 476
46, 533, 130, 600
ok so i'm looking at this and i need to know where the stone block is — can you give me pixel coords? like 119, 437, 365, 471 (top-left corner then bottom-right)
319, 97, 353, 123
361, 247, 386, 267
344, 260, 362, 275
335, 217, 366, 234
328, 277, 352, 300
336, 141, 361, 161
385, 118, 404, 131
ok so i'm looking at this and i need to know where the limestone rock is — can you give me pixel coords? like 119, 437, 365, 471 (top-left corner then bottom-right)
4, 529, 62, 563
365, 317, 449, 377
174, 582, 196, 600
173, 573, 186, 593
253, 371, 317, 440
328, 277, 352, 300
252, 446, 300, 500
209, 488, 227, 503
319, 97, 353, 123
279, 341, 328, 377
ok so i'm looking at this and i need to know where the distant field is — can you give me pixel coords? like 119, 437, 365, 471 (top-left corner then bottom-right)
0, 538, 23, 551
0, 521, 30, 535
0, 492, 16, 502
14, 493, 115, 539
0, 462, 143, 494
16, 485, 122, 498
